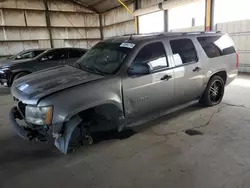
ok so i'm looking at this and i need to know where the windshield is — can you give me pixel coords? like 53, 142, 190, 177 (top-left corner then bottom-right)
74, 42, 132, 75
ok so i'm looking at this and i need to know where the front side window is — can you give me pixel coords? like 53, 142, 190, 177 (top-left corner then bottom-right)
75, 42, 132, 75
170, 39, 198, 64
15, 51, 34, 60
197, 35, 236, 58
42, 50, 68, 61
128, 42, 168, 77
133, 42, 168, 72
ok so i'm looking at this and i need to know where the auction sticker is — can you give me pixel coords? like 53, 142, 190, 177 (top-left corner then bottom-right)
120, 43, 136, 49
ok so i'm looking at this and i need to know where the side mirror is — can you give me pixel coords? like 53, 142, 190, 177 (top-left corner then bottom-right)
128, 63, 150, 77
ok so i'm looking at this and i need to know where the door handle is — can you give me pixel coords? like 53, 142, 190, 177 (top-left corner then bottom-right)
161, 74, 172, 81
193, 67, 201, 72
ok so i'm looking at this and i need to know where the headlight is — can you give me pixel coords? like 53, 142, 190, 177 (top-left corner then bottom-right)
25, 106, 53, 125
0, 67, 10, 74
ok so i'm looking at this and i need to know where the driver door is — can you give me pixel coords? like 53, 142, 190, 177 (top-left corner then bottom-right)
122, 41, 176, 120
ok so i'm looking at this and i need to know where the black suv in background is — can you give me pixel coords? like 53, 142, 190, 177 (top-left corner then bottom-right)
0, 48, 87, 87
6, 49, 47, 61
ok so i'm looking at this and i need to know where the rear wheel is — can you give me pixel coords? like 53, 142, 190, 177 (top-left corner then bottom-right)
200, 76, 225, 106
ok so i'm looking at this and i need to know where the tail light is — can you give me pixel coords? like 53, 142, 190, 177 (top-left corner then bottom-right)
236, 52, 239, 69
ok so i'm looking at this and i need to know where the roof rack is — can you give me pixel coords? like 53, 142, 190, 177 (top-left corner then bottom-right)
119, 31, 222, 40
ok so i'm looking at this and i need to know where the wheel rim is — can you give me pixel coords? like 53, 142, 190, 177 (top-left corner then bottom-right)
209, 80, 223, 104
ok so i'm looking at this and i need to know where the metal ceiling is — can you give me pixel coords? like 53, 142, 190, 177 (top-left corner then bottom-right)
73, 0, 134, 13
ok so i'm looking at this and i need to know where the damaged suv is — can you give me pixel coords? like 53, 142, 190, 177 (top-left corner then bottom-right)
10, 32, 238, 154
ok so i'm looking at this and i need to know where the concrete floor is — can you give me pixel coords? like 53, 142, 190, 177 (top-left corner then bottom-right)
1, 75, 250, 188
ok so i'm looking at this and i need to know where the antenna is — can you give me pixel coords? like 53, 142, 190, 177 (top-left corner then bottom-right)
129, 34, 133, 40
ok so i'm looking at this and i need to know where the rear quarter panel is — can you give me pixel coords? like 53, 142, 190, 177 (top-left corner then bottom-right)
194, 34, 238, 86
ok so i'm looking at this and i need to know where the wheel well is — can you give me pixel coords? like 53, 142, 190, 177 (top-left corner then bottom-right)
77, 104, 123, 132
212, 71, 227, 84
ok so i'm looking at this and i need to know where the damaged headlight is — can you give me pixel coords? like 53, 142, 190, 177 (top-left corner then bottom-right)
25, 106, 53, 125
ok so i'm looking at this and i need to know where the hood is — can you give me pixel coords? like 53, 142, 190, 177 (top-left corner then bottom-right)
11, 65, 104, 105
0, 58, 33, 67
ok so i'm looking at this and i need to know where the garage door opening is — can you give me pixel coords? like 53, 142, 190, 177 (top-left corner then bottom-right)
138, 11, 164, 34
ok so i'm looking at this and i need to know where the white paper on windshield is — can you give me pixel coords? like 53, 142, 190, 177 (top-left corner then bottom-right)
120, 43, 135, 49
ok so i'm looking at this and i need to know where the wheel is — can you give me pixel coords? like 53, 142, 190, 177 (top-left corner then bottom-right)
200, 75, 225, 106
12, 72, 29, 85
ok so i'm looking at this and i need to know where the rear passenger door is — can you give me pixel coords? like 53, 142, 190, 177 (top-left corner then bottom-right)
67, 49, 86, 65
170, 38, 205, 104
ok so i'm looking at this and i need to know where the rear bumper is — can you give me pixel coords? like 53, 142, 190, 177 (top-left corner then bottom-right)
226, 70, 238, 86
9, 106, 49, 141
0, 72, 11, 87
0, 78, 8, 86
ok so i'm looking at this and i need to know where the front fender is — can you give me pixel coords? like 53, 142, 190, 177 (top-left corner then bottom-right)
38, 77, 123, 127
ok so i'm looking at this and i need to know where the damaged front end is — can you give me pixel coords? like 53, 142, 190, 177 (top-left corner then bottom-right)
9, 102, 87, 154
9, 102, 50, 142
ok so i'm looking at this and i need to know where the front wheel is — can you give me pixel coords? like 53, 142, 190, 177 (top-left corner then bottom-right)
200, 76, 225, 107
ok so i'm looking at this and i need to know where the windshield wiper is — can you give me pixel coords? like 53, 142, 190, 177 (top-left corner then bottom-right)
73, 63, 105, 76
84, 65, 106, 76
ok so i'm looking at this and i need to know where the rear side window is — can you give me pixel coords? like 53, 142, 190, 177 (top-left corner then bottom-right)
69, 49, 85, 58
34, 50, 45, 57
170, 39, 198, 64
197, 35, 236, 58
134, 42, 168, 72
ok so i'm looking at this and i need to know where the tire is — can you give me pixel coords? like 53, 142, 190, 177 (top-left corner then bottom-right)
12, 72, 29, 85
200, 75, 225, 107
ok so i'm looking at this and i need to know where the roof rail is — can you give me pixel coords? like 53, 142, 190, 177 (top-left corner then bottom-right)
118, 31, 223, 40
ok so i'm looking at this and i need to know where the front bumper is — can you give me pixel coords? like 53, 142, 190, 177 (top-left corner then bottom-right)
9, 106, 49, 141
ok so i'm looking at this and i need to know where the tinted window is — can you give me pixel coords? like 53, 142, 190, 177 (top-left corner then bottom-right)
34, 50, 45, 57
197, 35, 236, 58
170, 39, 198, 64
16, 51, 34, 60
44, 50, 68, 61
69, 49, 85, 58
133, 42, 168, 72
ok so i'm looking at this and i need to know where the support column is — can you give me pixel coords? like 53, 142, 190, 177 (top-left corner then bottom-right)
164, 9, 168, 32
135, 0, 139, 34
43, 0, 54, 48
205, 0, 215, 31
99, 14, 104, 40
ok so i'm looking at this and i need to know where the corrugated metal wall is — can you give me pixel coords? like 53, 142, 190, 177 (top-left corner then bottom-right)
101, 2, 135, 38
0, 0, 100, 57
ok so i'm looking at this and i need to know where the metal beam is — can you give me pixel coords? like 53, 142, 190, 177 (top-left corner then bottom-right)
135, 0, 139, 34
99, 14, 104, 40
117, 0, 138, 34
164, 9, 168, 32
43, 0, 54, 48
205, 0, 215, 31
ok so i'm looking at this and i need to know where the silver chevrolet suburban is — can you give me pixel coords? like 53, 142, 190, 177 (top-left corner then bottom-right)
10, 31, 238, 154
